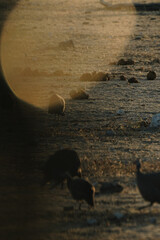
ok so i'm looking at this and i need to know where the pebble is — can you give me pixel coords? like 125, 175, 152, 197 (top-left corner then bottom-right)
150, 113, 160, 127
128, 77, 139, 83
147, 70, 156, 80
117, 58, 134, 65
58, 40, 75, 50
106, 129, 116, 136
70, 88, 89, 100
120, 75, 126, 81
87, 218, 98, 225
116, 109, 125, 115
113, 212, 124, 220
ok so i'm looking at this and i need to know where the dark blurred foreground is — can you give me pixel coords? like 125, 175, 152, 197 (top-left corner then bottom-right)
0, 1, 51, 239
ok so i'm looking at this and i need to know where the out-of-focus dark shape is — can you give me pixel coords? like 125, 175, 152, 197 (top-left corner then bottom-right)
100, 0, 160, 11
48, 93, 65, 116
100, 182, 123, 194
43, 149, 82, 188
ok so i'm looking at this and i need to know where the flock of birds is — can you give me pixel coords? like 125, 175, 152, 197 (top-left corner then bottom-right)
43, 148, 95, 210
46, 93, 160, 210
43, 147, 160, 210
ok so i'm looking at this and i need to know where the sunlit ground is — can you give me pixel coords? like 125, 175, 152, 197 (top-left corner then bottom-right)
1, 0, 136, 107
1, 1, 160, 240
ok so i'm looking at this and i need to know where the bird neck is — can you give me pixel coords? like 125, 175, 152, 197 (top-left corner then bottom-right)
136, 165, 141, 177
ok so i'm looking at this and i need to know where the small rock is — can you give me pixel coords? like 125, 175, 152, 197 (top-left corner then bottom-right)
117, 58, 134, 65
126, 59, 135, 65
113, 212, 124, 220
150, 113, 160, 128
80, 73, 92, 81
116, 109, 125, 115
147, 71, 156, 80
80, 72, 110, 82
120, 75, 126, 81
128, 77, 139, 83
87, 218, 97, 225
106, 129, 116, 136
59, 40, 75, 50
70, 88, 89, 100
92, 72, 109, 81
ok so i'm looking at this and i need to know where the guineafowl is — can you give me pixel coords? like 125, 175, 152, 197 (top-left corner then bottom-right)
43, 149, 82, 188
48, 93, 65, 116
135, 159, 160, 209
66, 174, 95, 210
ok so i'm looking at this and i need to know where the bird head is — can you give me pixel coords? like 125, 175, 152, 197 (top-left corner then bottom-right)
77, 167, 82, 178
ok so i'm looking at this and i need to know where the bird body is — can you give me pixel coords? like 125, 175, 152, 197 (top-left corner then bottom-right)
48, 93, 65, 116
43, 149, 81, 188
67, 174, 95, 209
135, 160, 160, 208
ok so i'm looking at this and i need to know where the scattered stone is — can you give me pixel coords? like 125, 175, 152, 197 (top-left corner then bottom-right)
113, 212, 124, 220
135, 36, 142, 40
52, 70, 65, 76
147, 70, 156, 80
87, 218, 98, 226
92, 71, 108, 81
150, 113, 160, 128
106, 129, 116, 136
58, 40, 75, 50
80, 73, 92, 81
80, 71, 110, 82
120, 75, 126, 81
128, 77, 139, 83
63, 206, 74, 211
70, 88, 89, 100
117, 58, 134, 65
100, 182, 123, 194
116, 109, 125, 115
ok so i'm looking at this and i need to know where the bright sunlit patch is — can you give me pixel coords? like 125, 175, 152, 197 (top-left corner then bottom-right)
1, 0, 136, 108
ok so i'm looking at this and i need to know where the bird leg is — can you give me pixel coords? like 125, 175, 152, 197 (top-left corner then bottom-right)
137, 202, 153, 210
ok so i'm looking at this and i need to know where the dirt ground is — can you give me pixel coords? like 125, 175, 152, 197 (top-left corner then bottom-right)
1, 0, 160, 239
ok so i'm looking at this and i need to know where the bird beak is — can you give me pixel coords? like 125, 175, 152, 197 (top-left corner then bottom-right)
77, 168, 82, 178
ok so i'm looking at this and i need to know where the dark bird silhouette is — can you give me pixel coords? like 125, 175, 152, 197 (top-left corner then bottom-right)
100, 0, 160, 12
66, 174, 95, 210
43, 149, 82, 188
135, 159, 160, 210
48, 93, 65, 116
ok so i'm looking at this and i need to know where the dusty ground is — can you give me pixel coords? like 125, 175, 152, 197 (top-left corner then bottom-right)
1, 0, 160, 239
